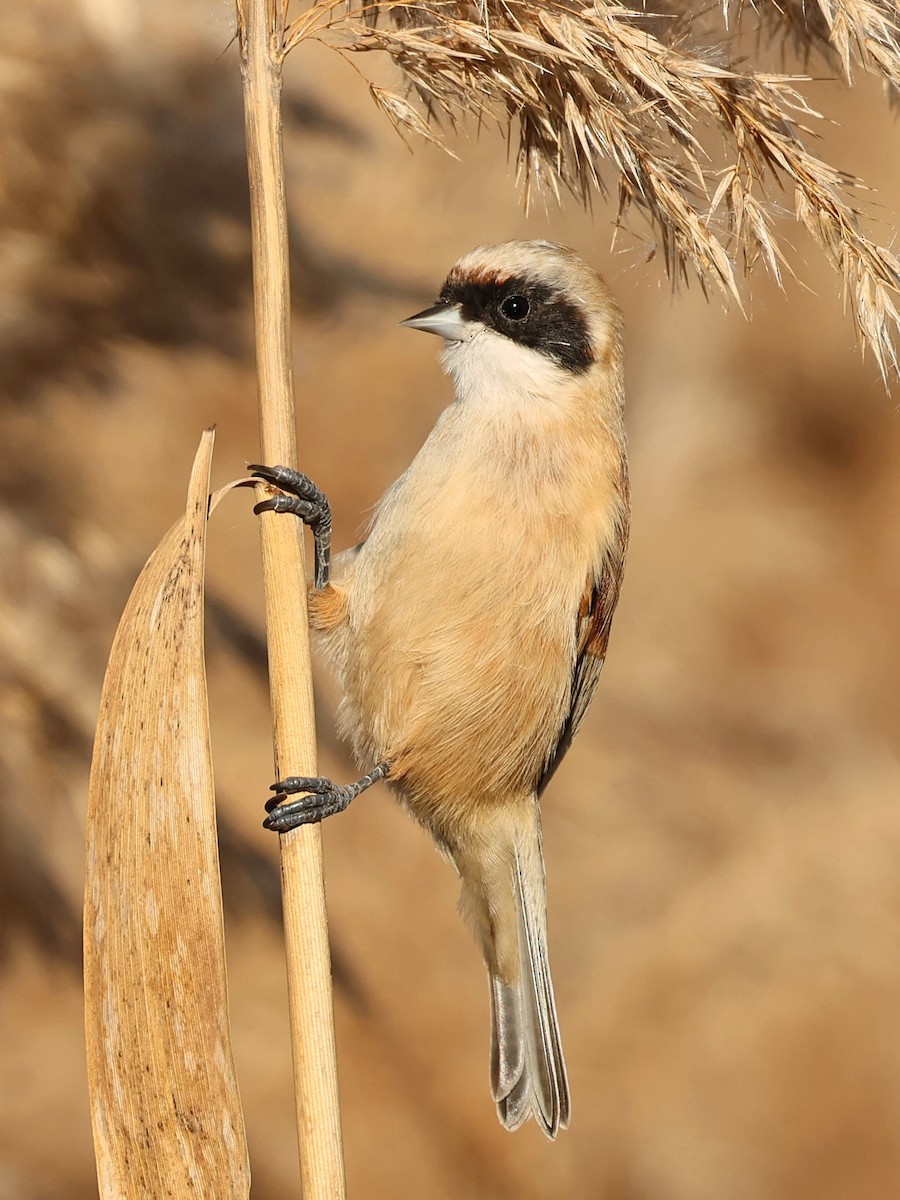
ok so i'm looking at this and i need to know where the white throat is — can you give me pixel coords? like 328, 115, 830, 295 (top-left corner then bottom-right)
440, 326, 575, 422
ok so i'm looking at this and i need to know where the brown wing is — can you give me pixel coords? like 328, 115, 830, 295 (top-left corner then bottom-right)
537, 484, 629, 796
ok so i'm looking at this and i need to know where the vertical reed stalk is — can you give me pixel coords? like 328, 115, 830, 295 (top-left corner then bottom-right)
236, 1, 347, 1195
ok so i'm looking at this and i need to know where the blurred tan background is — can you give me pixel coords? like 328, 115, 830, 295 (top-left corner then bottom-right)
2, 3, 900, 1197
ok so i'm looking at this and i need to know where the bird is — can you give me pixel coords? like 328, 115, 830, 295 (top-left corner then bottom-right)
250, 239, 629, 1139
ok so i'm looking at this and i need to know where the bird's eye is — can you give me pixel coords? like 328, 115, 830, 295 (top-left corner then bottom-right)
500, 294, 530, 320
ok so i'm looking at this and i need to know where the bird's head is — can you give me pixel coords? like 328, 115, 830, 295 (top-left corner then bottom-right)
401, 241, 622, 415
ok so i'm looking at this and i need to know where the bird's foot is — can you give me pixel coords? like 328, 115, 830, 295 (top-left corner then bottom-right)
264, 776, 353, 830
262, 762, 390, 832
249, 464, 332, 588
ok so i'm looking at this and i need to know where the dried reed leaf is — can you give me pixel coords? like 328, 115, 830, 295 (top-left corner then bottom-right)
84, 430, 250, 1199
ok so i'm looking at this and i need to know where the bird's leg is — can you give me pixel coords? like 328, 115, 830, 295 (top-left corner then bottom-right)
251, 461, 377, 831
263, 762, 390, 832
249, 463, 332, 589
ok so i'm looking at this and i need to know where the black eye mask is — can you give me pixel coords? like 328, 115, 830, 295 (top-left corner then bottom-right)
439, 273, 595, 375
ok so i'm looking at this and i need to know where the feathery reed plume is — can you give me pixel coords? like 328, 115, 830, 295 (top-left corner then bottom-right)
723, 0, 900, 97
285, 0, 900, 379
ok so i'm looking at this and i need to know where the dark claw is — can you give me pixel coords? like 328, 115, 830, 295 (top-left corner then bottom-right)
264, 776, 334, 812
263, 783, 351, 831
252, 495, 318, 520
260, 761, 389, 834
249, 463, 300, 485
249, 463, 332, 590
248, 465, 324, 505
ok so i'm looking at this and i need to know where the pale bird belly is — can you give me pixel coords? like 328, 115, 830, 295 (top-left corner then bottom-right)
343, 578, 575, 803
332, 449, 607, 804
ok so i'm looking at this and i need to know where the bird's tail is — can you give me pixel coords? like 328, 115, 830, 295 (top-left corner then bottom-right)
486, 803, 570, 1139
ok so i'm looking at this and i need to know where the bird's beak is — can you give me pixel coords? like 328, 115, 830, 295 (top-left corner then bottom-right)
400, 302, 469, 342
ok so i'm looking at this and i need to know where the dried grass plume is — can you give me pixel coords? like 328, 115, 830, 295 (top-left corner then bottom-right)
278, 0, 900, 379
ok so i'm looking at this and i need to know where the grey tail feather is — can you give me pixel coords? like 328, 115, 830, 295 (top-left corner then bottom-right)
489, 815, 570, 1139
